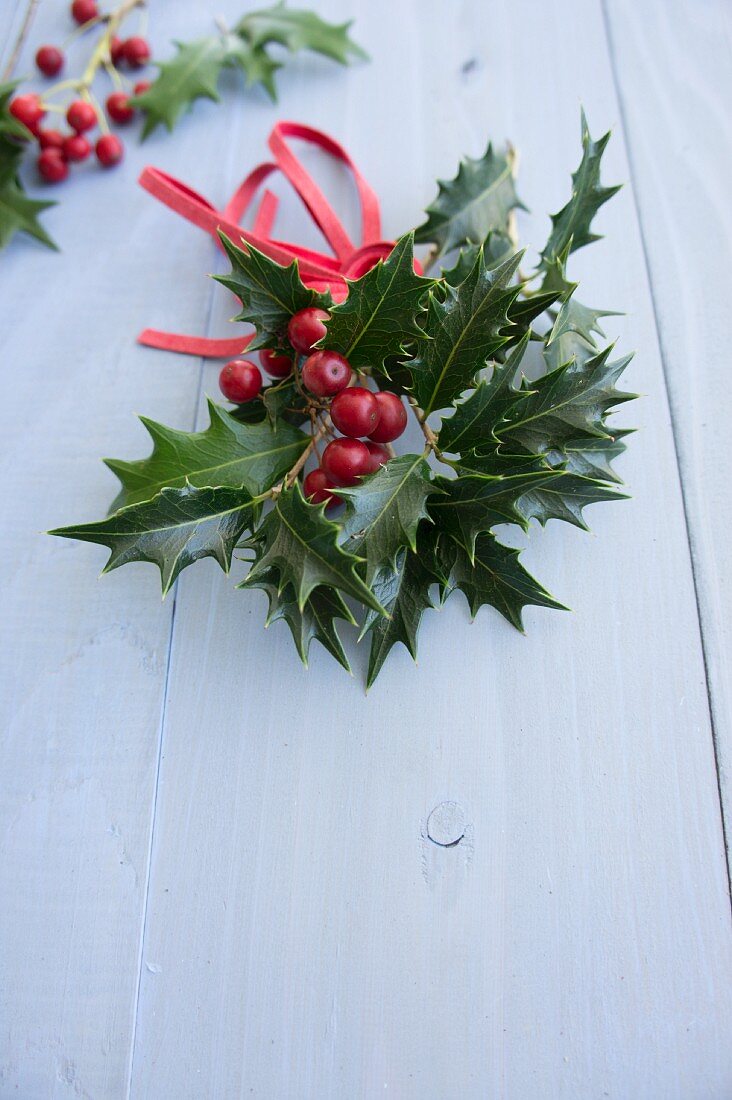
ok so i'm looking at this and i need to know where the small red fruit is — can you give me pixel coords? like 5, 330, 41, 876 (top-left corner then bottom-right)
301, 351, 352, 397
303, 468, 341, 507
38, 149, 68, 183
219, 359, 262, 403
36, 46, 64, 77
123, 36, 151, 68
322, 438, 371, 487
364, 442, 390, 473
71, 0, 98, 24
66, 99, 97, 133
133, 80, 151, 96
260, 349, 292, 378
10, 94, 45, 134
287, 307, 330, 354
368, 391, 408, 443
95, 134, 124, 167
63, 133, 92, 162
110, 36, 125, 65
38, 129, 65, 151
106, 92, 134, 124
330, 386, 380, 438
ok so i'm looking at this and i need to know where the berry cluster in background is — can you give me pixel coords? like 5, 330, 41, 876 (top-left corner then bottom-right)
9, 0, 150, 184
218, 307, 409, 511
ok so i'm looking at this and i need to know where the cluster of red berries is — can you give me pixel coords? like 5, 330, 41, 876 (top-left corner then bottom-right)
218, 307, 408, 508
9, 0, 153, 184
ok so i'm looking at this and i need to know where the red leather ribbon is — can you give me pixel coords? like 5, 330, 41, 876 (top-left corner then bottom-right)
137, 121, 398, 359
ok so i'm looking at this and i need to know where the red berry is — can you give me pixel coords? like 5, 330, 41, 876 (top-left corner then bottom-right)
106, 92, 134, 124
9, 94, 45, 134
123, 36, 151, 68
133, 80, 151, 96
38, 128, 65, 151
322, 438, 371, 487
95, 133, 124, 167
36, 45, 64, 77
66, 99, 97, 133
368, 391, 408, 443
63, 133, 91, 162
38, 149, 68, 183
110, 36, 125, 65
364, 442, 390, 473
71, 0, 98, 24
219, 359, 262, 403
301, 351, 352, 397
330, 386, 380, 438
260, 349, 293, 379
303, 468, 341, 507
287, 307, 330, 354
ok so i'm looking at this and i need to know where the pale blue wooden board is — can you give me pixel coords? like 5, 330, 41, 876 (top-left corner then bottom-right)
0, 1, 731, 1098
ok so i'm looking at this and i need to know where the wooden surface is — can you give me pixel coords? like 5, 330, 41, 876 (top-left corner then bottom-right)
1, 1, 731, 1097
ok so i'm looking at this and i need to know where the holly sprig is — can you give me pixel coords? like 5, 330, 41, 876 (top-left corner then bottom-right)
52, 114, 636, 687
1, 1, 366, 251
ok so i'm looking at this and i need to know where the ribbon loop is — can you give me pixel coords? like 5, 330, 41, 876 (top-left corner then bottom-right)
138, 122, 395, 358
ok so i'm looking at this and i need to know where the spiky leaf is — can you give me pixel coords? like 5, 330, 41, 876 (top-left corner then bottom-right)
105, 399, 308, 511
134, 37, 230, 138
235, 3, 368, 63
415, 144, 524, 257
51, 482, 257, 594
409, 250, 522, 416
216, 235, 331, 352
249, 566, 354, 670
0, 163, 57, 251
340, 454, 435, 583
241, 482, 385, 613
321, 234, 432, 373
513, 472, 627, 530
543, 292, 619, 371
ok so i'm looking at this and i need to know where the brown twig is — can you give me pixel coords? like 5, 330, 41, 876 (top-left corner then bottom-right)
2, 0, 40, 81
407, 396, 441, 454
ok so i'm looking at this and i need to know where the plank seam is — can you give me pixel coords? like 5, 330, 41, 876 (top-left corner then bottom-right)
600, 0, 732, 910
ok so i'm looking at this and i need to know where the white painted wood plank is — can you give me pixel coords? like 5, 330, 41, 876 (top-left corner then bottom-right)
602, 0, 732, 878
0, 2, 227, 1094
128, 1, 732, 1097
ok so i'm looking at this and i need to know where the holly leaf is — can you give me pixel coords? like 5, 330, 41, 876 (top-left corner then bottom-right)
547, 431, 633, 483
0, 162, 57, 251
241, 482, 386, 613
440, 531, 567, 628
340, 454, 435, 583
497, 344, 635, 455
248, 565, 355, 671
415, 144, 524, 258
436, 334, 530, 455
409, 250, 522, 416
320, 234, 432, 374
134, 36, 230, 139
540, 111, 621, 269
216, 235, 331, 352
513, 471, 627, 530
262, 376, 307, 427
429, 455, 562, 552
235, 3, 368, 63
222, 35, 281, 100
441, 231, 514, 287
360, 534, 439, 687
105, 398, 308, 511
50, 482, 258, 594
543, 291, 620, 371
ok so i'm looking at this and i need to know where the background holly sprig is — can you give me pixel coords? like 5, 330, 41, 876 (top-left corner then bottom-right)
52, 114, 636, 687
2, 1, 366, 251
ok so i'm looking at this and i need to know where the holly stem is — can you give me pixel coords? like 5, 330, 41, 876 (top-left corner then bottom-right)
272, 415, 333, 496
420, 246, 439, 275
1, 0, 39, 81
407, 396, 441, 454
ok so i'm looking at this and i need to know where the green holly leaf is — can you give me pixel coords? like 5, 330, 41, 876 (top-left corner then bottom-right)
497, 344, 635, 455
235, 2, 368, 63
134, 36, 230, 139
222, 34, 281, 100
320, 234, 432, 374
360, 534, 439, 687
409, 249, 522, 416
548, 431, 633, 483
339, 454, 436, 583
248, 565, 355, 671
429, 455, 562, 552
0, 161, 57, 251
50, 482, 258, 594
105, 398, 308, 511
513, 471, 627, 530
441, 231, 514, 286
415, 144, 524, 258
241, 482, 386, 613
216, 235, 331, 352
436, 334, 530, 455
543, 291, 620, 371
540, 111, 621, 269
440, 531, 567, 628
262, 376, 307, 428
